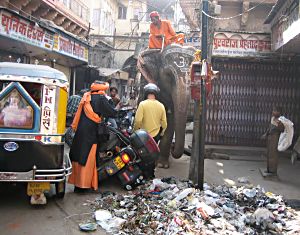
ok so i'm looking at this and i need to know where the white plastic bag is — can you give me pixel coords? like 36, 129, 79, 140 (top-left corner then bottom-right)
278, 116, 294, 152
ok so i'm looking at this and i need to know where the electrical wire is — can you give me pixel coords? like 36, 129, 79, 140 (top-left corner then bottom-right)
201, 0, 270, 20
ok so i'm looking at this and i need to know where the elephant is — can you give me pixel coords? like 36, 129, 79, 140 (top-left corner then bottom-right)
137, 44, 196, 168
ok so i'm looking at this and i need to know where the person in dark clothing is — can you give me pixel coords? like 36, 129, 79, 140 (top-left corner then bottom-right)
68, 81, 118, 192
262, 106, 284, 176
109, 87, 120, 107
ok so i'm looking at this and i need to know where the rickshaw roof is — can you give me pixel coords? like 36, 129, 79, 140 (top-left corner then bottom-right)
0, 62, 68, 82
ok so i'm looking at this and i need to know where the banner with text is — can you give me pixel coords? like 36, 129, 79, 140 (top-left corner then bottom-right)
212, 32, 271, 57
53, 34, 88, 62
0, 10, 54, 50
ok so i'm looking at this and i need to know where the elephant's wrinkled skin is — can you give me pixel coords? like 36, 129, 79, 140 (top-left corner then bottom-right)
138, 44, 196, 168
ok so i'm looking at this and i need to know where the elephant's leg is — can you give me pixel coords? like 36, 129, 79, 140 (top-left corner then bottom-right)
158, 112, 174, 168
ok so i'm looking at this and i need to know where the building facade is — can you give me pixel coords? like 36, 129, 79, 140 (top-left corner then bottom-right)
88, 0, 187, 96
0, 0, 90, 95
181, 0, 300, 147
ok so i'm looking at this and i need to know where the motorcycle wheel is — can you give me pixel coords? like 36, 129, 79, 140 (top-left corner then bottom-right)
125, 185, 132, 191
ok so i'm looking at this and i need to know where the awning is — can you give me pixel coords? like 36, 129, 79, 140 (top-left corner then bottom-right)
97, 67, 128, 80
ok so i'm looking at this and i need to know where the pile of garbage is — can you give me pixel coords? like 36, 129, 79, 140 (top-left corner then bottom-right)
82, 177, 300, 234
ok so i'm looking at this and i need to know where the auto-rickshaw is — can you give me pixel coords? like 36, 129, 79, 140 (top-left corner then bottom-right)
0, 62, 71, 200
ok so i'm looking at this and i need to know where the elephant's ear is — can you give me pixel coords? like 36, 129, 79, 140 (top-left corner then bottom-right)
137, 50, 162, 84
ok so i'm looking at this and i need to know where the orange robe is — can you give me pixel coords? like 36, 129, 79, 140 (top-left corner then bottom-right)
68, 145, 98, 190
149, 20, 185, 49
68, 92, 102, 190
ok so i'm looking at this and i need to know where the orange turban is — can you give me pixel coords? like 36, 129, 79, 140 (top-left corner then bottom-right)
90, 81, 109, 92
149, 11, 160, 19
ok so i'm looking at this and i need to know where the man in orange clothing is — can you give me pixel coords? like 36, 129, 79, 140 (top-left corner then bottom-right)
149, 11, 184, 49
68, 81, 118, 193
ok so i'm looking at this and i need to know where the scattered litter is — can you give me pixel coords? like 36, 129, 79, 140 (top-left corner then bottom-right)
82, 178, 300, 234
78, 222, 97, 232
243, 188, 256, 198
95, 209, 126, 233
30, 193, 47, 205
237, 177, 250, 184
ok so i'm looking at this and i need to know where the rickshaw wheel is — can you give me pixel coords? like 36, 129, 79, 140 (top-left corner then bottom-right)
55, 180, 66, 199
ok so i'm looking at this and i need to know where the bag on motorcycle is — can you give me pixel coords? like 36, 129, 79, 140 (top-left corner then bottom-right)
97, 122, 109, 142
130, 130, 160, 164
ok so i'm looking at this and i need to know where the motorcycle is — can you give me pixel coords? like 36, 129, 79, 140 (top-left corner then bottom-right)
115, 106, 135, 136
97, 126, 159, 190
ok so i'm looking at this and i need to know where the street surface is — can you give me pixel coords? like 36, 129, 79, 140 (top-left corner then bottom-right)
0, 137, 300, 235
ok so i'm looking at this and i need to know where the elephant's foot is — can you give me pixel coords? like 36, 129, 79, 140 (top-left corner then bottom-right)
157, 160, 169, 169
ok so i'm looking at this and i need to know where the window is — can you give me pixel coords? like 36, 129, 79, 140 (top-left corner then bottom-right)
0, 86, 35, 130
133, 8, 141, 20
0, 82, 42, 131
92, 9, 101, 27
118, 6, 127, 19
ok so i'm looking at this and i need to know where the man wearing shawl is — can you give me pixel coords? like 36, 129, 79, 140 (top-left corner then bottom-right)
68, 81, 117, 192
148, 11, 184, 49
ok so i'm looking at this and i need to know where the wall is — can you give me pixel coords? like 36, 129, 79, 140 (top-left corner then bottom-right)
115, 0, 149, 36
88, 0, 119, 36
215, 2, 273, 33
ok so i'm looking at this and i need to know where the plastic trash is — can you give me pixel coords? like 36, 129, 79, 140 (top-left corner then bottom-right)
237, 177, 250, 184
95, 209, 125, 233
80, 177, 300, 235
149, 178, 170, 191
95, 209, 112, 221
175, 188, 195, 201
243, 188, 256, 198
253, 208, 275, 225
30, 193, 47, 205
78, 222, 97, 232
278, 116, 294, 152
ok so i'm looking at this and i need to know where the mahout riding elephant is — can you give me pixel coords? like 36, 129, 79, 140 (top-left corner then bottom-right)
137, 44, 196, 168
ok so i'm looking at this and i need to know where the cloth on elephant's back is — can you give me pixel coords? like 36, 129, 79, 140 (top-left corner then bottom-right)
134, 99, 167, 138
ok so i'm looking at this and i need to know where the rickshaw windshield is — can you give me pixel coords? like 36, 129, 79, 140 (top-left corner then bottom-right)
0, 81, 42, 130
0, 63, 69, 135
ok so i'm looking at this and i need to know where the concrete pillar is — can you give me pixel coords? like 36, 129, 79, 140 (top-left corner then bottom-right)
0, 0, 9, 8
61, 19, 72, 29
32, 6, 49, 18
22, 0, 41, 15
73, 26, 82, 35
8, 0, 28, 10
44, 10, 59, 21
66, 23, 77, 32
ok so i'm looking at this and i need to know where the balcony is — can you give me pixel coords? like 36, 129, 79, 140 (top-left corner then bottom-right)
0, 0, 89, 37
265, 0, 300, 53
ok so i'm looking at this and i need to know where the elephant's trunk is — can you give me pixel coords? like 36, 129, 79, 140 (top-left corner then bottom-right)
171, 75, 190, 159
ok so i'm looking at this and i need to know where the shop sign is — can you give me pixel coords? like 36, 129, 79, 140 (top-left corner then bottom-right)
41, 85, 56, 134
213, 32, 271, 57
53, 34, 88, 62
185, 36, 201, 48
0, 10, 54, 50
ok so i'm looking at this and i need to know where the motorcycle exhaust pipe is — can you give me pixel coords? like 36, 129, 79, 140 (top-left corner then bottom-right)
106, 151, 113, 158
